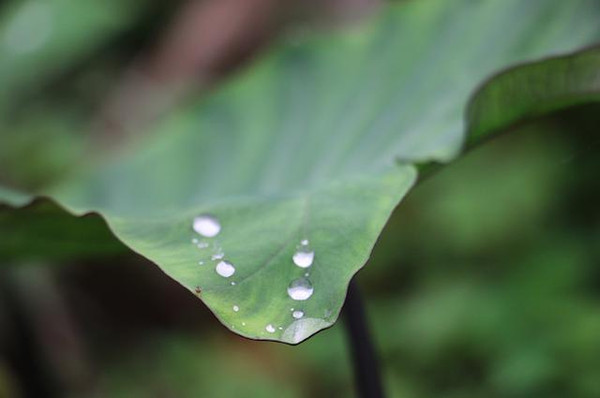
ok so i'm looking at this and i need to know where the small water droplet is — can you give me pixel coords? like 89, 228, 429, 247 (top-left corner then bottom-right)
197, 241, 209, 249
216, 261, 235, 278
292, 310, 304, 319
198, 260, 204, 265
192, 238, 199, 244
292, 247, 314, 268
301, 239, 309, 246
193, 215, 221, 237
233, 305, 239, 312
290, 308, 294, 311
304, 272, 309, 277
242, 322, 246, 326
278, 326, 283, 330
230, 281, 236, 286
287, 277, 314, 301
211, 251, 225, 260
266, 324, 276, 333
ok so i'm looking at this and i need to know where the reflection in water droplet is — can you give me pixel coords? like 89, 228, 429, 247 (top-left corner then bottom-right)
282, 318, 331, 344
215, 261, 235, 278
292, 248, 314, 268
266, 324, 276, 333
193, 215, 221, 237
292, 310, 304, 319
287, 277, 314, 301
233, 305, 239, 312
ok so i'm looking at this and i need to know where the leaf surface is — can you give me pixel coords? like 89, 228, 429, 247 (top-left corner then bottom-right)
2, 0, 600, 343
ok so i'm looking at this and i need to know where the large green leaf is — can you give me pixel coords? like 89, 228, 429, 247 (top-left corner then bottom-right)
2, 0, 600, 343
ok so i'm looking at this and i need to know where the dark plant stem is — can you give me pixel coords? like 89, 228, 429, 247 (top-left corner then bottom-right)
343, 279, 385, 398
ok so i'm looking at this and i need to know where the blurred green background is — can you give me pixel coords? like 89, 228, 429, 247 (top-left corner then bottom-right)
1, 0, 599, 397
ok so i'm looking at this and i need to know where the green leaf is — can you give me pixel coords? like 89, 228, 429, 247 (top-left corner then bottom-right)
467, 46, 600, 147
2, 0, 600, 343
0, 0, 145, 111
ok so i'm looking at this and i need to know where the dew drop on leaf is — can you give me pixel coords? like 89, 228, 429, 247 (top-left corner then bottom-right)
211, 251, 225, 260
292, 247, 314, 268
215, 261, 235, 278
287, 277, 314, 301
266, 324, 276, 333
233, 305, 239, 312
292, 310, 304, 319
192, 215, 221, 237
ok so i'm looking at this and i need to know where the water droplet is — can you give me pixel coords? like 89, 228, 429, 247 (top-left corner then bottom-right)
215, 261, 235, 278
198, 260, 204, 265
292, 247, 314, 268
301, 239, 309, 246
192, 215, 221, 237
278, 326, 283, 330
292, 310, 304, 319
266, 324, 276, 333
211, 251, 225, 260
304, 272, 309, 277
233, 305, 239, 312
290, 308, 294, 312
230, 281, 236, 286
197, 241, 209, 249
192, 238, 198, 244
287, 277, 314, 301
242, 322, 246, 326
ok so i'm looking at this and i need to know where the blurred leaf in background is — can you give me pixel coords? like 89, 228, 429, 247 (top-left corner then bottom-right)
0, 0, 599, 397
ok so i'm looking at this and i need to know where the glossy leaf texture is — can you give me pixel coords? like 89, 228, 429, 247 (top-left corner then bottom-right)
2, 0, 600, 343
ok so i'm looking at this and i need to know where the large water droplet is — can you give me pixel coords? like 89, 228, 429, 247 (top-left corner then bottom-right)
287, 277, 314, 301
193, 215, 221, 237
266, 324, 276, 333
215, 261, 235, 278
292, 310, 304, 319
292, 248, 314, 268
